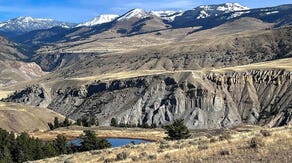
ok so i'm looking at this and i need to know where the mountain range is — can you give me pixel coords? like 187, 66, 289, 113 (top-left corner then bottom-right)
2, 3, 288, 35
0, 2, 291, 131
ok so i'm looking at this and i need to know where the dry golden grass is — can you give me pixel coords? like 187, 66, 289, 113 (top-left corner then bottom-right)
71, 70, 172, 82
0, 90, 13, 99
68, 58, 292, 83
30, 126, 166, 141
0, 102, 65, 133
31, 125, 292, 163
210, 58, 292, 72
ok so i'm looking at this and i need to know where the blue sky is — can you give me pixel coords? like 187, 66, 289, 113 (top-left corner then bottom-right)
0, 0, 291, 23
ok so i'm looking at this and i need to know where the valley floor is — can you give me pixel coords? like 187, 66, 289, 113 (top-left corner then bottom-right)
29, 126, 166, 141
30, 125, 292, 163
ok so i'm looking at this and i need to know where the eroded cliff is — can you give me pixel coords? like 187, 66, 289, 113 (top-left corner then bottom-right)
4, 68, 291, 129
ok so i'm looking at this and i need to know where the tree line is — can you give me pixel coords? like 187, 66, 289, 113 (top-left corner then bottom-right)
48, 116, 99, 130
0, 128, 110, 163
110, 118, 157, 128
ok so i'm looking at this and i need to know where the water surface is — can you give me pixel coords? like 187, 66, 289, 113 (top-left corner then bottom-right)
68, 138, 149, 147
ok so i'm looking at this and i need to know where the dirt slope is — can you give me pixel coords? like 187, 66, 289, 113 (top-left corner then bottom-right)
0, 102, 64, 133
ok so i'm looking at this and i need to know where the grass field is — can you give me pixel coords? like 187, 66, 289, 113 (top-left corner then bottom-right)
69, 58, 292, 83
0, 102, 65, 133
30, 126, 166, 141
31, 125, 292, 163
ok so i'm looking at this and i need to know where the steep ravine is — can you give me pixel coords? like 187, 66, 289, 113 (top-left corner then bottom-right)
3, 69, 292, 129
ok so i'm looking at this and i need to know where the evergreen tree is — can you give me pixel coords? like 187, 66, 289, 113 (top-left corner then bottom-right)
81, 117, 89, 127
0, 146, 13, 163
88, 116, 96, 127
63, 117, 70, 127
33, 139, 45, 160
42, 143, 57, 158
95, 118, 99, 126
80, 130, 111, 151
164, 119, 190, 140
54, 135, 67, 154
110, 118, 117, 127
54, 117, 59, 129
48, 123, 54, 130
151, 123, 157, 128
18, 132, 35, 161
76, 118, 82, 126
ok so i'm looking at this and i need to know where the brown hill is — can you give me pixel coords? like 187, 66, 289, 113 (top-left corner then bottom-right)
0, 102, 64, 133
0, 36, 46, 87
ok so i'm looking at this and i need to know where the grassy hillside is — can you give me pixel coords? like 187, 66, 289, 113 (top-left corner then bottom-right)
0, 102, 64, 133
30, 125, 292, 163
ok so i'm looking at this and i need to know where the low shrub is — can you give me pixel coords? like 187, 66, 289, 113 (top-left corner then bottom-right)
148, 154, 157, 160
219, 150, 230, 155
159, 143, 170, 149
260, 130, 271, 137
139, 152, 148, 158
198, 144, 209, 150
116, 152, 129, 161
250, 137, 264, 148
131, 156, 139, 161
219, 133, 232, 141
210, 137, 218, 143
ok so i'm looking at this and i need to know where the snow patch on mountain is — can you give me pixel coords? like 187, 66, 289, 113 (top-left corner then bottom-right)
77, 14, 119, 27
197, 10, 210, 19
265, 11, 279, 15
216, 3, 249, 12
117, 9, 150, 21
196, 3, 250, 19
0, 16, 75, 33
150, 11, 183, 21
227, 11, 251, 19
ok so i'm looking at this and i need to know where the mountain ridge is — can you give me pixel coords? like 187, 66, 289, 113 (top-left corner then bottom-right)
0, 2, 272, 35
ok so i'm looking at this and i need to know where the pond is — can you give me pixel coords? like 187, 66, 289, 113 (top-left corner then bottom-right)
68, 138, 149, 148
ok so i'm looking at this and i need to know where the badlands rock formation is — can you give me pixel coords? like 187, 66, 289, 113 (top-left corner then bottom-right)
4, 68, 291, 129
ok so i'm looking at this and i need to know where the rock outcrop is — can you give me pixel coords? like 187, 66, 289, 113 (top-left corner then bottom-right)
3, 69, 292, 129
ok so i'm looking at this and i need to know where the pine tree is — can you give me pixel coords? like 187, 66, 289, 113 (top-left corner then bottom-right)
54, 135, 67, 154
89, 116, 96, 127
95, 118, 99, 126
63, 117, 70, 127
80, 130, 111, 151
76, 118, 82, 126
165, 119, 190, 140
81, 117, 89, 127
54, 117, 59, 129
17, 132, 35, 161
48, 123, 54, 130
110, 118, 117, 127
42, 143, 57, 158
0, 146, 13, 163
31, 139, 44, 160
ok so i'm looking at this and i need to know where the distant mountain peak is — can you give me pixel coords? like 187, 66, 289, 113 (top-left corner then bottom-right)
195, 2, 250, 19
15, 16, 53, 22
198, 3, 249, 12
0, 16, 75, 33
150, 11, 183, 21
77, 14, 119, 27
117, 8, 150, 21
216, 3, 249, 11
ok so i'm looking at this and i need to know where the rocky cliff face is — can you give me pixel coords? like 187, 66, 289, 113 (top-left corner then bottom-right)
3, 69, 291, 129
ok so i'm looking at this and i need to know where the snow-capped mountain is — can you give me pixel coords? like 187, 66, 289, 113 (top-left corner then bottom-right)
150, 3, 249, 22
195, 3, 250, 19
1, 2, 290, 38
0, 16, 75, 33
77, 14, 119, 27
117, 9, 150, 21
170, 3, 252, 28
150, 11, 183, 22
